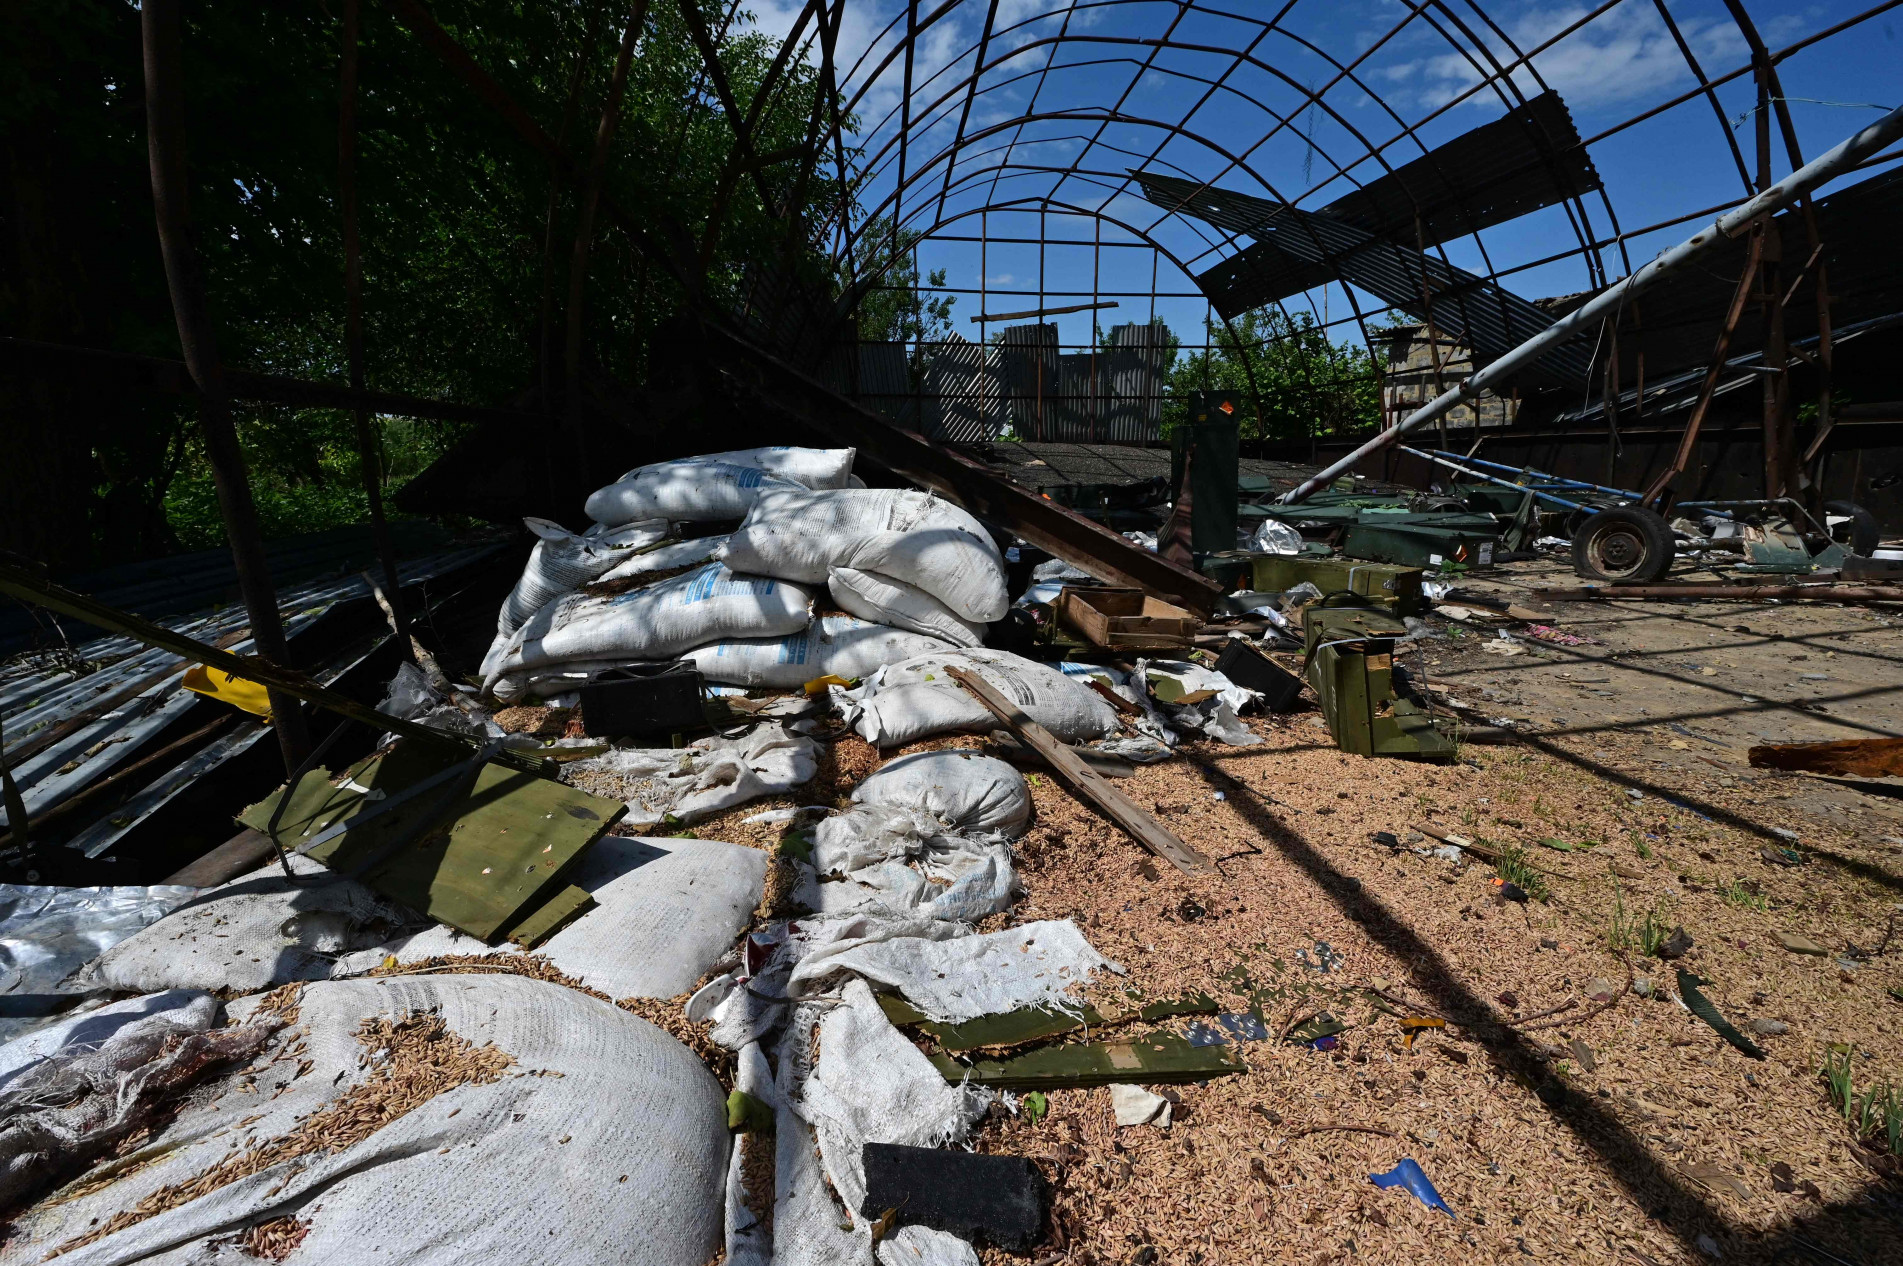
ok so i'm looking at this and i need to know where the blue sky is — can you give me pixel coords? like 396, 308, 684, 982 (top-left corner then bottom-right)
742, 0, 1900, 354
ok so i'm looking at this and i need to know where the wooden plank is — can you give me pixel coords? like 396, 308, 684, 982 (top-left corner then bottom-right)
1747, 736, 1903, 778
877, 991, 1219, 1053
946, 665, 1209, 874
238, 739, 624, 943
982, 731, 1135, 779
927, 1031, 1246, 1090
162, 826, 275, 887
507, 885, 597, 949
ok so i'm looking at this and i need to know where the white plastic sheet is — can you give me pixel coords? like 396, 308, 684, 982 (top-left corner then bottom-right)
0, 883, 197, 1003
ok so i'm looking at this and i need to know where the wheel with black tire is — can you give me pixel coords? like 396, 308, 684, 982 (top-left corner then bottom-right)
1824, 499, 1880, 556
1572, 506, 1676, 582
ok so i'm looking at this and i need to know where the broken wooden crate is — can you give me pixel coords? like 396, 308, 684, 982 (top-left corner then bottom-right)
1054, 586, 1199, 651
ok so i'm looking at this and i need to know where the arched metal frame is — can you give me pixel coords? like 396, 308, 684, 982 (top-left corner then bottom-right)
732, 0, 1903, 440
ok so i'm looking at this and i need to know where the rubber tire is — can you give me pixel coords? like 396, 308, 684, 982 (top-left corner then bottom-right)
1824, 499, 1880, 556
1572, 506, 1676, 583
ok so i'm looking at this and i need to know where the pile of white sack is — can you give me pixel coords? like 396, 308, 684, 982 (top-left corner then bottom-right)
480, 447, 1016, 702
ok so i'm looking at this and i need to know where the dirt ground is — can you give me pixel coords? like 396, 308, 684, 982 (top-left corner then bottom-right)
686, 561, 1903, 1266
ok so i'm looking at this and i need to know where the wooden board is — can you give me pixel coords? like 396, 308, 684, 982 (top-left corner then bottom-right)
239, 738, 625, 943
927, 1031, 1246, 1089
948, 665, 1209, 875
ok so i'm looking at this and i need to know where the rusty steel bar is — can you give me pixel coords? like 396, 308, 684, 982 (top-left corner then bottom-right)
1281, 103, 1903, 504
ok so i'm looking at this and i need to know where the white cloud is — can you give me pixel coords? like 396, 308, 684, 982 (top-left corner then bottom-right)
1393, 2, 1754, 112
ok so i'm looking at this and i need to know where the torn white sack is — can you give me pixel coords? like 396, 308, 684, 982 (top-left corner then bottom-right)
0, 975, 729, 1266
562, 721, 818, 827
786, 918, 1113, 1023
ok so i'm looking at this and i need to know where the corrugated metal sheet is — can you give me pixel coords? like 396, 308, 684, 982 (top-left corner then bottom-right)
918, 334, 1003, 442
999, 323, 1061, 437
1564, 164, 1903, 385
1, 543, 501, 870
1136, 171, 1594, 386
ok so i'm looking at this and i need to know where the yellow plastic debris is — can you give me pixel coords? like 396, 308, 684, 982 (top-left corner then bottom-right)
1400, 1016, 1446, 1051
803, 674, 855, 695
181, 664, 272, 718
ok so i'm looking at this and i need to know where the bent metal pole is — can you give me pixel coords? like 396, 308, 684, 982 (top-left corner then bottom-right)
1281, 103, 1903, 504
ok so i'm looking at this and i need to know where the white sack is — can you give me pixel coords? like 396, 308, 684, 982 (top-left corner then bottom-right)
80, 860, 422, 996
497, 516, 670, 637
795, 831, 1016, 924
488, 563, 812, 682
595, 534, 727, 584
0, 975, 729, 1266
800, 980, 987, 1222
720, 489, 1008, 622
787, 919, 1112, 1022
828, 567, 986, 647
586, 447, 856, 526
725, 1041, 778, 1266
880, 1226, 983, 1266
332, 837, 766, 1000
851, 749, 1030, 838
844, 649, 1119, 748
0, 989, 209, 1092
686, 614, 952, 690
563, 722, 818, 827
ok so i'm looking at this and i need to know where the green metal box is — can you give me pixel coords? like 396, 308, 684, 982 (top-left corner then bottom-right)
1302, 605, 1454, 760
1249, 555, 1426, 616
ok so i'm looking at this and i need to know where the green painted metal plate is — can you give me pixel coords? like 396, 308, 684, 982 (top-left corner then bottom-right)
927, 1030, 1246, 1089
238, 739, 625, 944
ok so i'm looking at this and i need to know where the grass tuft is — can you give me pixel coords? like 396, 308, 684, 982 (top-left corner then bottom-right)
1608, 890, 1674, 956
1821, 1046, 1902, 1158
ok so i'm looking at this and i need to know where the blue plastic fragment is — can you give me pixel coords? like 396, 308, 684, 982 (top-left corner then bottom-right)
1185, 1013, 1273, 1048
1369, 1159, 1454, 1218
1309, 1034, 1339, 1052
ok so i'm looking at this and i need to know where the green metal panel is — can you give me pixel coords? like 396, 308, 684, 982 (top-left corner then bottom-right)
239, 739, 625, 944
1187, 391, 1240, 555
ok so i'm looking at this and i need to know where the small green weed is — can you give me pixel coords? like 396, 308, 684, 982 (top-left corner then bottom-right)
1022, 1091, 1050, 1126
1634, 837, 1653, 861
1821, 1046, 1902, 1158
1492, 842, 1550, 901
1608, 890, 1674, 956
1718, 878, 1767, 912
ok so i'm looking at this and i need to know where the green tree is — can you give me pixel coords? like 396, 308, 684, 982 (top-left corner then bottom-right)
1163, 309, 1382, 442
1, 1, 838, 567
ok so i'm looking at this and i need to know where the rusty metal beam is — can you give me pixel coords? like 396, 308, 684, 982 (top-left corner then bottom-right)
700, 323, 1225, 615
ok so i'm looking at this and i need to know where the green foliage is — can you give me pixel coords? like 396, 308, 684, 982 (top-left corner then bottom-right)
1021, 1091, 1049, 1126
1821, 1046, 1901, 1157
1718, 877, 1767, 912
3, 0, 836, 564
1161, 310, 1382, 443
1608, 890, 1673, 956
1490, 842, 1549, 901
